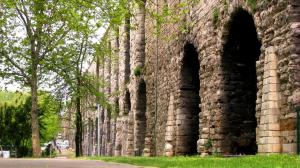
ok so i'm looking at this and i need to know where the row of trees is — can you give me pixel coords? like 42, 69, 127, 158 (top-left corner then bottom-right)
0, 0, 131, 157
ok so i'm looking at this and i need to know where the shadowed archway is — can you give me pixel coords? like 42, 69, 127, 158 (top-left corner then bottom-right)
221, 8, 261, 155
176, 43, 200, 155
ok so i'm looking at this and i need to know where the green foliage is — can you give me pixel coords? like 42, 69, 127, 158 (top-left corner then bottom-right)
212, 8, 220, 27
0, 91, 60, 157
110, 98, 120, 119
246, 0, 257, 11
134, 66, 142, 77
0, 91, 29, 106
0, 94, 32, 157
38, 92, 61, 144
87, 155, 300, 168
146, 0, 193, 36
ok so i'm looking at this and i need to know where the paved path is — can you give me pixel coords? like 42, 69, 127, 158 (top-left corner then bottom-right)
0, 159, 141, 168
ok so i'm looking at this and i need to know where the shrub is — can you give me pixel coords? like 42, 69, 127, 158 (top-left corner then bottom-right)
246, 0, 257, 11
134, 65, 142, 77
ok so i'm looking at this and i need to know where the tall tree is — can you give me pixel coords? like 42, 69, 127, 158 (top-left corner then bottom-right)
49, 0, 131, 157
50, 22, 107, 157
0, 0, 90, 157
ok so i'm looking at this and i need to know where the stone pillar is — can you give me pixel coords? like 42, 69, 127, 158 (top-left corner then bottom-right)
110, 30, 119, 156
258, 47, 282, 153
118, 17, 131, 116
88, 118, 93, 156
130, 0, 147, 156
100, 108, 105, 155
114, 117, 122, 156
285, 0, 300, 154
121, 116, 129, 155
98, 54, 105, 156
116, 15, 131, 157
126, 111, 135, 156
110, 118, 117, 156
164, 94, 175, 156
105, 48, 112, 156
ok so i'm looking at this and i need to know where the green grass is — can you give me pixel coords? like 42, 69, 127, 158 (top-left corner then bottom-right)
86, 155, 300, 168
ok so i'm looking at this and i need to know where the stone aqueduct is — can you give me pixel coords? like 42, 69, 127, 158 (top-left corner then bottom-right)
78, 0, 300, 156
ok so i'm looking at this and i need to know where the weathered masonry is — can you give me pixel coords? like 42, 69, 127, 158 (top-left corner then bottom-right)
81, 0, 300, 156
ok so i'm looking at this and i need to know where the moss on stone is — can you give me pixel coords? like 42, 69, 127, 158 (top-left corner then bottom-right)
212, 8, 220, 27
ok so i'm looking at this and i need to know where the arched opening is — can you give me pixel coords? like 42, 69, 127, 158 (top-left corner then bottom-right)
124, 89, 131, 115
114, 98, 120, 116
221, 8, 261, 154
135, 79, 147, 156
177, 43, 200, 155
95, 117, 98, 155
88, 118, 93, 156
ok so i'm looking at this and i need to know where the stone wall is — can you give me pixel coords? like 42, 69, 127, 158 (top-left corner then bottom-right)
79, 0, 299, 156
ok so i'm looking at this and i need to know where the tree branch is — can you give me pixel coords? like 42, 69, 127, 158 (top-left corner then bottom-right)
39, 23, 70, 62
1, 51, 30, 82
0, 71, 30, 85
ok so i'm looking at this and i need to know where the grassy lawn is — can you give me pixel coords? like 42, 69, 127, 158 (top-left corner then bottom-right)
87, 155, 300, 168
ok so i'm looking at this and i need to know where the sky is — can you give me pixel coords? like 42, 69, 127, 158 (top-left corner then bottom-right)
0, 80, 23, 91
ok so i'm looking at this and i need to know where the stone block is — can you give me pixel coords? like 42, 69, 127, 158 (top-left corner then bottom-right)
267, 114, 279, 123
165, 142, 173, 151
263, 76, 279, 85
266, 108, 281, 115
263, 69, 278, 79
267, 131, 281, 137
265, 46, 276, 56
175, 120, 182, 125
264, 92, 281, 101
165, 135, 173, 141
268, 123, 281, 131
202, 127, 209, 134
260, 115, 266, 124
258, 144, 267, 153
280, 118, 296, 131
266, 137, 280, 144
291, 90, 300, 105
166, 126, 174, 132
165, 151, 174, 157
259, 137, 267, 144
267, 144, 281, 153
262, 84, 280, 94
282, 143, 297, 153
262, 101, 280, 110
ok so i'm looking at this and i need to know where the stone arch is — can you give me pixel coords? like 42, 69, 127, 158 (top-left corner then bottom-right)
88, 118, 94, 156
124, 89, 131, 115
176, 42, 200, 155
114, 98, 120, 116
134, 79, 147, 156
221, 8, 261, 154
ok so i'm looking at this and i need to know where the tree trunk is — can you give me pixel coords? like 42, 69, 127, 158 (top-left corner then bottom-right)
75, 77, 83, 157
31, 68, 41, 157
